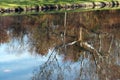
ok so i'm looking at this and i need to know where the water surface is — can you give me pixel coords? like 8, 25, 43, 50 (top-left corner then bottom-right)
0, 10, 120, 80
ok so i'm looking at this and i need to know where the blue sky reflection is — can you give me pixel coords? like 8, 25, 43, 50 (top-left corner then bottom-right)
0, 36, 42, 80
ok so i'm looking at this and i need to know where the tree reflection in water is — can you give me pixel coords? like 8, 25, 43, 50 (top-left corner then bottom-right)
32, 48, 98, 80
0, 10, 120, 80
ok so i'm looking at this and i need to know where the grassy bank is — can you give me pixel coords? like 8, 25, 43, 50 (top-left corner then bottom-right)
0, 0, 119, 8
0, 0, 120, 15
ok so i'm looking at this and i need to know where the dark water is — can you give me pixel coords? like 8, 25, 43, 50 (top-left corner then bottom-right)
0, 10, 120, 80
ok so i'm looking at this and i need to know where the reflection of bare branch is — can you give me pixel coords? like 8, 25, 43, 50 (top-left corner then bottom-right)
79, 52, 85, 79
80, 42, 103, 59
35, 48, 57, 78
63, 12, 67, 55
99, 34, 102, 52
32, 46, 65, 80
91, 51, 100, 70
79, 27, 83, 41
108, 35, 114, 53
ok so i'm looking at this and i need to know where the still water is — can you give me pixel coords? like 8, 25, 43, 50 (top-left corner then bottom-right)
0, 10, 120, 80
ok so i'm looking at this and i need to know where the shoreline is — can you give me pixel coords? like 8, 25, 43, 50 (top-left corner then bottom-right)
0, 1, 120, 13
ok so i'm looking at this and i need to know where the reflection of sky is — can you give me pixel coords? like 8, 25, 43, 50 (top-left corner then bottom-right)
0, 36, 42, 80
0, 35, 98, 80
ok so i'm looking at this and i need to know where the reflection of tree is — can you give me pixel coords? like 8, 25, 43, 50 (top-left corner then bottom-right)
0, 16, 12, 43
32, 47, 98, 80
0, 10, 120, 80
31, 25, 120, 79
81, 27, 120, 80
0, 28, 9, 43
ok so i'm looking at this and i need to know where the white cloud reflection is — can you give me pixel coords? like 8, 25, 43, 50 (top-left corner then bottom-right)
3, 69, 12, 73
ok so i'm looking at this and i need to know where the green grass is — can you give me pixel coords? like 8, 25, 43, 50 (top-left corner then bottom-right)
0, 0, 119, 8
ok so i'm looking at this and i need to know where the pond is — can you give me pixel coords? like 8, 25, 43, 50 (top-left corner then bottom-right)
0, 10, 120, 80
